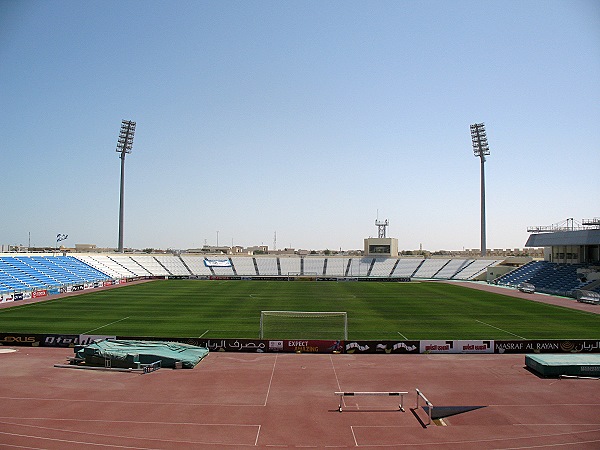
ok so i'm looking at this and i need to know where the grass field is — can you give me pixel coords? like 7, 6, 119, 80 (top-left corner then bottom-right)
1, 280, 598, 340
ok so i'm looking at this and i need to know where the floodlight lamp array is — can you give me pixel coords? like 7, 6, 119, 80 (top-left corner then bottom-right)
116, 120, 136, 154
470, 123, 490, 157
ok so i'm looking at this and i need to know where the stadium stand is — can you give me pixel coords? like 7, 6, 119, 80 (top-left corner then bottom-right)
179, 256, 213, 276
78, 255, 137, 278
75, 255, 123, 279
324, 258, 347, 277
255, 257, 279, 276
279, 257, 301, 276
413, 259, 450, 278
0, 257, 46, 290
433, 259, 470, 279
303, 257, 326, 276
211, 259, 236, 277
3, 257, 52, 288
7, 253, 585, 303
347, 257, 372, 277
494, 260, 595, 297
230, 257, 257, 276
154, 255, 192, 276
529, 264, 587, 295
0, 256, 109, 292
495, 261, 546, 287
391, 258, 424, 278
369, 258, 398, 277
109, 255, 152, 277
452, 259, 502, 280
130, 255, 170, 277
29, 256, 108, 284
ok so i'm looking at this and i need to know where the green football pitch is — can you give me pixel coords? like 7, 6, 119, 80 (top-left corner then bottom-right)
1, 280, 598, 340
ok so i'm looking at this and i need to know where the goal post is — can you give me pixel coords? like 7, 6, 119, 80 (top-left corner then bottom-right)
260, 311, 348, 340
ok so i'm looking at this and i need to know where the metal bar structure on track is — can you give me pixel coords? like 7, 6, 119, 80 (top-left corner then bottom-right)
335, 391, 408, 413
415, 388, 433, 426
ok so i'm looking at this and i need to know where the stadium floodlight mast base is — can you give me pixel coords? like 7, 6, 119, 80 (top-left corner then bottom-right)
116, 120, 136, 253
470, 123, 490, 257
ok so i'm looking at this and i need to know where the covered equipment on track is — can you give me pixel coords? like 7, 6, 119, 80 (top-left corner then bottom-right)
74, 339, 209, 369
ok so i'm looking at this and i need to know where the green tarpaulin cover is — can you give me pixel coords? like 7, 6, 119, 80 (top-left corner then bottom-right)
75, 339, 209, 369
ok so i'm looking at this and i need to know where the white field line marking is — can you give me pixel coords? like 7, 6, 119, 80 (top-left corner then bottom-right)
0, 428, 149, 449
489, 403, 600, 407
348, 425, 600, 447
351, 426, 359, 447
263, 354, 277, 406
0, 417, 260, 427
329, 354, 343, 392
198, 330, 209, 338
0, 396, 264, 407
513, 423, 600, 426
255, 424, 261, 446
329, 354, 345, 410
397, 331, 408, 340
82, 316, 130, 335
475, 319, 526, 339
0, 420, 261, 448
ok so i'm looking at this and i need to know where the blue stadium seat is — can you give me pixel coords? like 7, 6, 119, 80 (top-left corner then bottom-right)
0, 255, 110, 294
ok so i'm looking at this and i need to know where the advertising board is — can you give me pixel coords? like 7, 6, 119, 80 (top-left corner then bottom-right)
345, 340, 419, 354
0, 333, 42, 346
420, 340, 494, 354
283, 340, 343, 353
495, 340, 600, 354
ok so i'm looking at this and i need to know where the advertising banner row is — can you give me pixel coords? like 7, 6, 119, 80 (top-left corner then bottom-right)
0, 279, 128, 303
1, 334, 600, 354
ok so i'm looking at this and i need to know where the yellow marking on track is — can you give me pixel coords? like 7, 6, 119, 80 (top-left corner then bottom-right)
433, 418, 447, 426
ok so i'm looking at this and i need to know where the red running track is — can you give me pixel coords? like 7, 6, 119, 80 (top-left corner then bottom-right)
0, 347, 599, 449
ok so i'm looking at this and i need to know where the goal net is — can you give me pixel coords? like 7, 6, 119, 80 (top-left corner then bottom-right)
260, 311, 348, 340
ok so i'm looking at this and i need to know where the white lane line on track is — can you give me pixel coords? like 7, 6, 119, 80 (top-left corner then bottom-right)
263, 354, 278, 406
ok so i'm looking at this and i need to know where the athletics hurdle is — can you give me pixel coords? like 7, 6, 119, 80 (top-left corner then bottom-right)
334, 391, 408, 413
415, 388, 433, 426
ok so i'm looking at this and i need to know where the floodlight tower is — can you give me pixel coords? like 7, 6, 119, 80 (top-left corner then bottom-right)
116, 120, 136, 253
470, 123, 490, 257
375, 219, 389, 238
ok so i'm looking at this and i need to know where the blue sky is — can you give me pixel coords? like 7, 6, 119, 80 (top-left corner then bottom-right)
1, 1, 599, 251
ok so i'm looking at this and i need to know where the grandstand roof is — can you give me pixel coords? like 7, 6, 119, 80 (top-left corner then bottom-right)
525, 229, 600, 247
